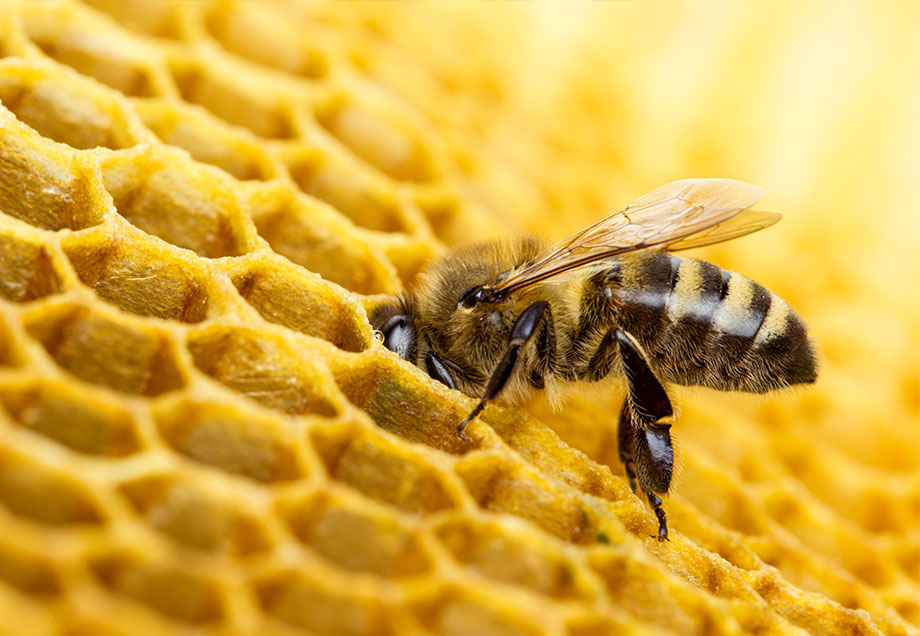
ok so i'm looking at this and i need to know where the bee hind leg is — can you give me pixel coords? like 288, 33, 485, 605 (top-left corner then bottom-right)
614, 329, 674, 542
456, 301, 554, 440
635, 426, 674, 542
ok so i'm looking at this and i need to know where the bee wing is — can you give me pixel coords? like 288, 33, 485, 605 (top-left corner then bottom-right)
663, 208, 781, 251
494, 179, 775, 294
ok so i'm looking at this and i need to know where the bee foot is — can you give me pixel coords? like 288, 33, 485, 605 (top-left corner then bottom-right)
647, 491, 669, 543
456, 417, 473, 441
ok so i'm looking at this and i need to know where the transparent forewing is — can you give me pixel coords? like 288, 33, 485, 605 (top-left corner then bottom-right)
494, 179, 772, 294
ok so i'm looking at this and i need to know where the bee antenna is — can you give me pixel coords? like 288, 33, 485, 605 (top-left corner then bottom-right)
458, 285, 505, 308
458, 285, 483, 308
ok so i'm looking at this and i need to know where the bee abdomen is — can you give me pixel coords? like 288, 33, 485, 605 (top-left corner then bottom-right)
615, 255, 816, 392
667, 259, 816, 391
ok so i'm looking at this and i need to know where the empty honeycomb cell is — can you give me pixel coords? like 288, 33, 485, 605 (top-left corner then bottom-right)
410, 586, 550, 636
249, 185, 400, 295
361, 230, 439, 288
201, 1, 329, 79
0, 541, 61, 597
314, 88, 441, 183
0, 60, 150, 149
0, 234, 63, 303
101, 148, 255, 258
226, 255, 372, 353
744, 536, 881, 619
284, 146, 413, 233
771, 439, 919, 535
849, 486, 919, 536
664, 504, 764, 573
676, 459, 773, 537
311, 424, 459, 514
62, 230, 211, 323
20, 2, 164, 98
760, 488, 899, 589
890, 541, 920, 584
23, 302, 186, 396
0, 110, 99, 230
745, 570, 886, 636
408, 182, 501, 252
187, 326, 342, 417
169, 59, 297, 140
0, 378, 139, 456
0, 588, 57, 636
279, 489, 431, 577
893, 597, 920, 628
454, 452, 598, 544
0, 5, 28, 58
407, 185, 469, 246
153, 398, 305, 482
333, 354, 469, 454
118, 474, 272, 555
89, 553, 224, 624
481, 407, 630, 511
79, 0, 188, 39
588, 549, 728, 636
565, 615, 646, 636
0, 450, 102, 525
433, 516, 593, 600
521, 391, 624, 481
254, 570, 392, 636
134, 99, 281, 181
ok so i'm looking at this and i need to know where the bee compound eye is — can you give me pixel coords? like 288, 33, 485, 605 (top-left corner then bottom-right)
377, 315, 416, 360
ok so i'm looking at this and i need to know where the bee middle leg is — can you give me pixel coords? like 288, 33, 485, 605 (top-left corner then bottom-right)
616, 401, 639, 494
587, 328, 674, 541
456, 301, 554, 440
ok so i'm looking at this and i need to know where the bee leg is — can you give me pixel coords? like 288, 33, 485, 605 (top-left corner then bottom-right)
617, 401, 639, 494
635, 427, 674, 542
457, 301, 552, 440
583, 330, 642, 493
614, 329, 674, 542
614, 330, 672, 423
425, 351, 457, 390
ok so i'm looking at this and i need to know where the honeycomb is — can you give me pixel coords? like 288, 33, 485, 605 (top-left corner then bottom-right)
0, 2, 918, 635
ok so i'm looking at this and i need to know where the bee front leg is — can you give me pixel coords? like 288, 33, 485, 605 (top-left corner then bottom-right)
614, 329, 674, 542
425, 351, 458, 390
456, 301, 552, 440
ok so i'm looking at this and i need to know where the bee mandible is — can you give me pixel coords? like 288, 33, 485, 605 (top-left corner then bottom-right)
371, 179, 817, 542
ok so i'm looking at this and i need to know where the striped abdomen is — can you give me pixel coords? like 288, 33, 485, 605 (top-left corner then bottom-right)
608, 252, 816, 392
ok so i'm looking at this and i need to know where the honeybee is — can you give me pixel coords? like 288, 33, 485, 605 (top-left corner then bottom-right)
371, 179, 817, 542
